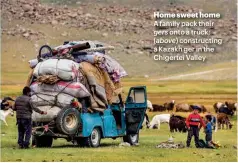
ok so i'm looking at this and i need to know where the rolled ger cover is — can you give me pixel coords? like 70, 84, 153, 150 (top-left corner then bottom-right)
52, 42, 91, 55
71, 42, 91, 52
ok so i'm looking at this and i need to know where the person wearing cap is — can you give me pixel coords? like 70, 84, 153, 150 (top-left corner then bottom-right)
186, 105, 206, 148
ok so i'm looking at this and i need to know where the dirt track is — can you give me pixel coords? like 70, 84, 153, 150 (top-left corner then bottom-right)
155, 68, 235, 80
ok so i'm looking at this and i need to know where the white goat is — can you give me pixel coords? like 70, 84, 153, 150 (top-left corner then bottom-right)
149, 114, 170, 129
147, 100, 153, 110
0, 108, 14, 126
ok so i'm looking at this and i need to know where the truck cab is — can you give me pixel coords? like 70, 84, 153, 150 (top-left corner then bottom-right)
32, 86, 147, 148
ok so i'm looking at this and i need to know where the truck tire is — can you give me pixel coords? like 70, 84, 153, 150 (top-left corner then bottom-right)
56, 108, 80, 135
35, 136, 53, 147
82, 128, 101, 148
123, 134, 139, 145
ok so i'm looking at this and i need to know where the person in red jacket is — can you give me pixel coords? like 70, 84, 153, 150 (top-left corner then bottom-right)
186, 105, 206, 148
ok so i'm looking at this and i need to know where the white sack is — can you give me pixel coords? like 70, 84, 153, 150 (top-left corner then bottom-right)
33, 59, 80, 81
30, 81, 91, 98
28, 59, 38, 69
32, 106, 61, 122
31, 92, 74, 108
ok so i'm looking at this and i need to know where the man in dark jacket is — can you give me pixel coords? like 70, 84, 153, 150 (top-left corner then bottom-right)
13, 86, 47, 148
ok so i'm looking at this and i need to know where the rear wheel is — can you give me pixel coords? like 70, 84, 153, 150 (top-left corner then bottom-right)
123, 134, 139, 145
35, 136, 53, 147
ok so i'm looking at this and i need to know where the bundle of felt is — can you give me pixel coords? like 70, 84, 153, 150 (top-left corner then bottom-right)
27, 41, 126, 119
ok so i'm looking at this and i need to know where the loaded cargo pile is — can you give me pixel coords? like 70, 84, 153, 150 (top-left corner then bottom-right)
26, 41, 127, 122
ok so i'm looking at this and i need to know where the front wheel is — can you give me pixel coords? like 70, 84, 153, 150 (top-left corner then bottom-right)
34, 136, 53, 147
123, 134, 139, 145
80, 128, 101, 148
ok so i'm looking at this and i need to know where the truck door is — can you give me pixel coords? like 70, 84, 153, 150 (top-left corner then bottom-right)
125, 86, 147, 134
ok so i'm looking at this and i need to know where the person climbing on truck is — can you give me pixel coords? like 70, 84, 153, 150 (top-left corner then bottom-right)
13, 86, 47, 149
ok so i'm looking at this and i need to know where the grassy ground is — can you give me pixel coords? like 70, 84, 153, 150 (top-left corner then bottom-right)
1, 115, 237, 162
1, 80, 237, 162
1, 0, 237, 161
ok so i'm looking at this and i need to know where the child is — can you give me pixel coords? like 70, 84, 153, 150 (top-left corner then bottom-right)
204, 115, 214, 148
206, 112, 216, 130
186, 105, 206, 148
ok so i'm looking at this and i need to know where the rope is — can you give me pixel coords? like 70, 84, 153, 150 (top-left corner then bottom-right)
33, 58, 75, 108
53, 81, 74, 108
33, 92, 56, 106
32, 79, 75, 109
33, 120, 55, 130
32, 57, 85, 109
34, 121, 57, 137
37, 75, 60, 85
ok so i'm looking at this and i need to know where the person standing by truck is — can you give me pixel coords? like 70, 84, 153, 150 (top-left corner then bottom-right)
13, 86, 47, 149
186, 105, 205, 148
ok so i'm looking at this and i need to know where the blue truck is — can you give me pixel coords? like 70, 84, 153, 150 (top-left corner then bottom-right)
32, 86, 147, 147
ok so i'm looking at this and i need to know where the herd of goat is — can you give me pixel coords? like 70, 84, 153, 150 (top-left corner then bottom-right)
144, 100, 237, 132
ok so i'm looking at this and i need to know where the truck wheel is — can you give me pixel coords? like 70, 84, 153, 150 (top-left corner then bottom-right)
35, 136, 53, 147
123, 134, 139, 145
84, 128, 101, 147
56, 108, 80, 135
